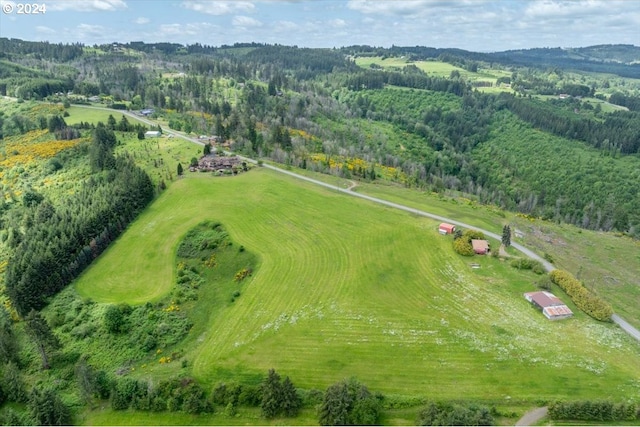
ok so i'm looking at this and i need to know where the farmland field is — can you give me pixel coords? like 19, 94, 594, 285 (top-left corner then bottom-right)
74, 168, 640, 403
354, 57, 513, 92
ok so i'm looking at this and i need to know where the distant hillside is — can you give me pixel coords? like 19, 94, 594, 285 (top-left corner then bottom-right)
489, 45, 640, 78
345, 44, 640, 79
570, 44, 640, 64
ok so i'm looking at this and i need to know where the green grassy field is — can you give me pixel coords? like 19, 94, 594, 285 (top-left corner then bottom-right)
74, 169, 640, 407
354, 57, 513, 92
64, 106, 120, 125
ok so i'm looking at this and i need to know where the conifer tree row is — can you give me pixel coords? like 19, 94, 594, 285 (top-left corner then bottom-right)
5, 125, 154, 316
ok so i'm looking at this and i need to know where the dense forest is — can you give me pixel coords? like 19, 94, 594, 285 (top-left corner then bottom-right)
1, 38, 639, 239
1, 38, 640, 424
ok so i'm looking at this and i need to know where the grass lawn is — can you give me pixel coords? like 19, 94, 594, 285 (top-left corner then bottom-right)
80, 406, 319, 426
64, 106, 120, 125
75, 169, 640, 407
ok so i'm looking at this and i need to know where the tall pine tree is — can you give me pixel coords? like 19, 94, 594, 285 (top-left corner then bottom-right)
502, 225, 511, 247
260, 369, 282, 418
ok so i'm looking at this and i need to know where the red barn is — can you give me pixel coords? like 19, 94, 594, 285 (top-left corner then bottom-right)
438, 223, 456, 235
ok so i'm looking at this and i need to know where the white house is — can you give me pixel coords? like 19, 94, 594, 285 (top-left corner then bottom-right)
145, 131, 161, 138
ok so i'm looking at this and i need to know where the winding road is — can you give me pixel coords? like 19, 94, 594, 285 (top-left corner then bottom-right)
82, 105, 640, 345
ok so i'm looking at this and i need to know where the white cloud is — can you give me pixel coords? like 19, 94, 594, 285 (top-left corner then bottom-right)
77, 23, 106, 35
35, 26, 56, 34
181, 1, 255, 15
347, 0, 484, 15
232, 15, 262, 28
134, 17, 150, 25
47, 0, 127, 12
273, 20, 300, 32
329, 19, 347, 28
158, 22, 219, 37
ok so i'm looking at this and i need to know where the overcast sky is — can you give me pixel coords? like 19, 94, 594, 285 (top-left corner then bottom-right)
0, 0, 639, 52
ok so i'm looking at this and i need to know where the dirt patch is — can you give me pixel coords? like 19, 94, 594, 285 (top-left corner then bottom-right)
530, 226, 567, 246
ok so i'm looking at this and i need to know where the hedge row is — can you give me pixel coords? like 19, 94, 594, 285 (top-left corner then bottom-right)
549, 400, 638, 421
549, 270, 613, 321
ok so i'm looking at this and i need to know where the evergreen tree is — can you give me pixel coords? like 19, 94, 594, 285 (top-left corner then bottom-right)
1, 361, 27, 402
281, 376, 301, 417
203, 143, 211, 155
0, 307, 19, 364
29, 387, 72, 426
107, 114, 117, 130
319, 381, 350, 426
260, 369, 282, 419
319, 379, 380, 426
24, 310, 60, 370
177, 163, 184, 176
137, 129, 145, 140
502, 224, 511, 247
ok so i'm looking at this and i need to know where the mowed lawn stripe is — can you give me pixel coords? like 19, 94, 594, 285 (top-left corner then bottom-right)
75, 169, 640, 401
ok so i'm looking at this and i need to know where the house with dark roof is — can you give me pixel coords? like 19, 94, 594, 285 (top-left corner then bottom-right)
524, 291, 573, 320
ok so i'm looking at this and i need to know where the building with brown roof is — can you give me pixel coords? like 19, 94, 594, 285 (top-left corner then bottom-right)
471, 239, 490, 255
524, 291, 573, 320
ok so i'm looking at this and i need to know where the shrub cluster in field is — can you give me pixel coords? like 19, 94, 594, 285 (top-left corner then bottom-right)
48, 292, 192, 360
175, 263, 205, 302
110, 376, 211, 413
510, 258, 545, 274
416, 401, 494, 426
453, 229, 485, 256
548, 400, 638, 421
102, 302, 192, 353
549, 270, 613, 321
177, 221, 228, 258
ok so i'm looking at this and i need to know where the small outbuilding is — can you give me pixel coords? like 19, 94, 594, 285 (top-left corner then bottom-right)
471, 239, 490, 255
524, 291, 573, 320
145, 131, 161, 138
438, 223, 456, 235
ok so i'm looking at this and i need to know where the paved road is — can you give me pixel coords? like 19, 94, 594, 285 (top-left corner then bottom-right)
516, 407, 548, 426
612, 314, 640, 342
83, 104, 640, 344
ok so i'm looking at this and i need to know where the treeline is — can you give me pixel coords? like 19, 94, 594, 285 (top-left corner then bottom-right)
549, 270, 613, 321
5, 125, 154, 315
245, 45, 355, 80
502, 94, 640, 155
609, 92, 640, 111
0, 38, 84, 62
14, 78, 75, 100
343, 69, 469, 95
549, 400, 638, 421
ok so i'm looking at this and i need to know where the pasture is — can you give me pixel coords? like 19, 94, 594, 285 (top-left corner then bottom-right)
64, 106, 119, 125
354, 56, 513, 92
74, 169, 640, 403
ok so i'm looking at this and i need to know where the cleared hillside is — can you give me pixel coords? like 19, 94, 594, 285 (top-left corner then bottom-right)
75, 169, 640, 402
